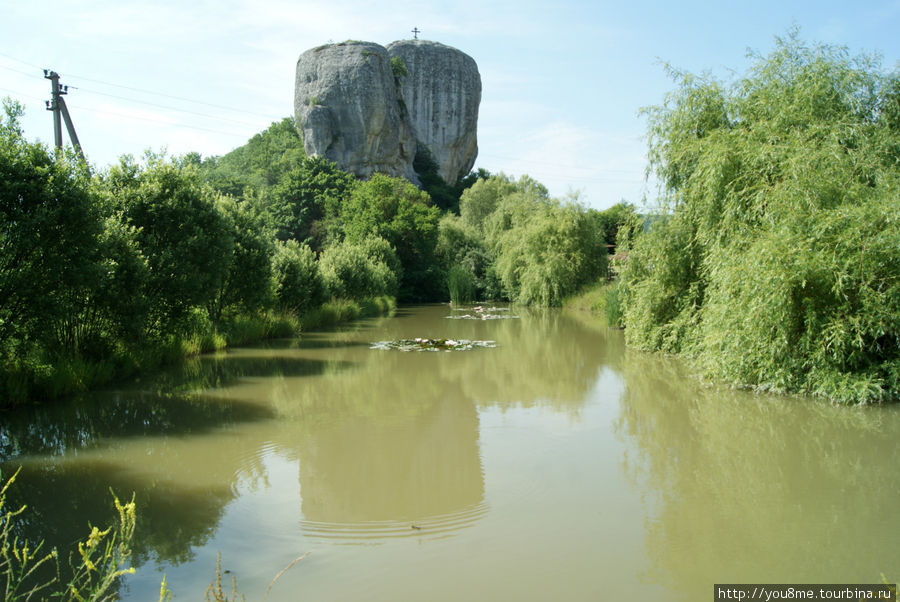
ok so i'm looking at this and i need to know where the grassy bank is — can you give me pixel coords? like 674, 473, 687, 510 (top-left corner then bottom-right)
564, 281, 624, 329
0, 296, 395, 408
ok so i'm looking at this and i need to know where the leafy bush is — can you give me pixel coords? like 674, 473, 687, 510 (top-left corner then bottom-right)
390, 56, 408, 81
271, 239, 325, 314
319, 237, 400, 300
109, 156, 234, 336
435, 214, 495, 300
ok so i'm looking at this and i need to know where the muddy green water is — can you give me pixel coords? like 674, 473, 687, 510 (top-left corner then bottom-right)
2, 305, 898, 601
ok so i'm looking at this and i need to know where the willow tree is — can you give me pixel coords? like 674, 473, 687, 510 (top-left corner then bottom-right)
622, 31, 900, 404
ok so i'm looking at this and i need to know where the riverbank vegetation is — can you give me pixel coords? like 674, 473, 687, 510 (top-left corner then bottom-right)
1, 95, 629, 407
0, 104, 398, 407
615, 31, 900, 404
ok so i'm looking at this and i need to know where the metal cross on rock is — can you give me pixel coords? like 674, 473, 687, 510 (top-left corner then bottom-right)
412, 27, 420, 39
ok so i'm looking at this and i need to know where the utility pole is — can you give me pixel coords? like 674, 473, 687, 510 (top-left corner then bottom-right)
44, 70, 85, 161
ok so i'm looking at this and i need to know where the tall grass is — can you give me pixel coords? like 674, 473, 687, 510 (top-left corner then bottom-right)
1, 469, 137, 601
300, 296, 396, 330
564, 281, 624, 328
447, 265, 476, 305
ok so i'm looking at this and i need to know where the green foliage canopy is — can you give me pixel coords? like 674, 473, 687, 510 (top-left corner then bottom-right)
199, 117, 304, 198
265, 155, 356, 251
271, 239, 325, 314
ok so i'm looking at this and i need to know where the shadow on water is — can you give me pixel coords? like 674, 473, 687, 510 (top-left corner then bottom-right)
288, 336, 372, 351
0, 347, 361, 463
0, 391, 275, 462
1, 455, 236, 598
614, 347, 900, 600
145, 351, 359, 395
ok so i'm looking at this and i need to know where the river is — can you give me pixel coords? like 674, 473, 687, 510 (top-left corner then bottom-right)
1, 304, 898, 600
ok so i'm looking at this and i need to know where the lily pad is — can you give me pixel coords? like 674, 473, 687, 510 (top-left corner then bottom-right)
370, 338, 497, 352
446, 305, 519, 320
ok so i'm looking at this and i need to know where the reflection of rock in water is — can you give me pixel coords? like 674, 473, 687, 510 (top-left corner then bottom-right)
297, 392, 485, 540
615, 349, 900, 600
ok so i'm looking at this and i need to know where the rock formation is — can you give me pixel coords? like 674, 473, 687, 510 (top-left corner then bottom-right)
294, 42, 418, 183
387, 40, 481, 185
294, 39, 481, 186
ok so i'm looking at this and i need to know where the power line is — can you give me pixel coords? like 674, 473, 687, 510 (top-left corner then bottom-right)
477, 157, 644, 184
65, 101, 253, 138
0, 51, 283, 122
479, 152, 642, 174
0, 51, 44, 71
0, 86, 45, 102
71, 85, 270, 128
0, 63, 47, 81
63, 71, 282, 120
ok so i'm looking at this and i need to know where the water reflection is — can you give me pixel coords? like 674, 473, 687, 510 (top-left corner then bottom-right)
297, 391, 487, 540
615, 349, 900, 600
0, 304, 619, 594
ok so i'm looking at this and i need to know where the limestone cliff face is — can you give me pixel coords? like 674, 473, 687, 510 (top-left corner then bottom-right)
294, 42, 418, 183
387, 40, 481, 185
294, 39, 480, 186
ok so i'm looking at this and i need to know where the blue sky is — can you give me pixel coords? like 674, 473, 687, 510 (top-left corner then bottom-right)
2, 0, 899, 209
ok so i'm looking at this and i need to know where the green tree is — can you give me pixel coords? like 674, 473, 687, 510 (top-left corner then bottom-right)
435, 214, 495, 300
588, 201, 636, 249
199, 117, 305, 197
459, 173, 517, 234
412, 147, 457, 212
458, 174, 607, 306
265, 155, 356, 250
491, 199, 606, 306
0, 99, 108, 356
207, 198, 274, 323
340, 174, 442, 301
109, 156, 234, 336
622, 30, 900, 403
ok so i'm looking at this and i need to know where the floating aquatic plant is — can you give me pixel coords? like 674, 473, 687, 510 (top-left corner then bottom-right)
370, 338, 496, 352
445, 305, 519, 320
